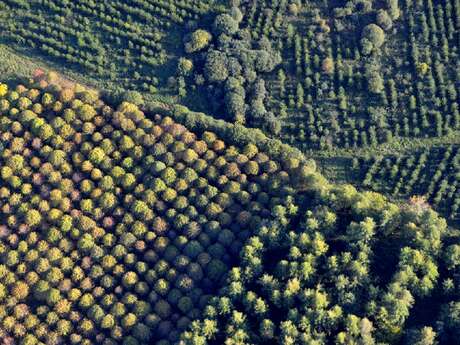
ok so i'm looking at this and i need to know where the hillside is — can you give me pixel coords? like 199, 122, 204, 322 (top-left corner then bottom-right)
0, 73, 307, 344
0, 0, 459, 344
0, 71, 458, 345
1, 0, 460, 226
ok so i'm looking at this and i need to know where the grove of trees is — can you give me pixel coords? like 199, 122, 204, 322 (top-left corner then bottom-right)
0, 73, 304, 344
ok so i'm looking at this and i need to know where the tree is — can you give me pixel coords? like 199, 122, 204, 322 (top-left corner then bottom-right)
178, 296, 193, 314
204, 51, 229, 82
101, 314, 116, 329
123, 271, 139, 288
78, 233, 95, 252
254, 50, 281, 73
288, 3, 299, 15
89, 147, 105, 164
25, 209, 41, 227
367, 71, 384, 94
178, 58, 193, 76
416, 63, 430, 76
322, 57, 334, 74
406, 327, 437, 345
22, 335, 38, 345
79, 293, 94, 309
230, 6, 243, 22
362, 24, 385, 50
120, 135, 135, 151
381, 283, 414, 326
11, 281, 29, 300
0, 83, 8, 97
154, 300, 171, 319
386, 0, 400, 19
376, 10, 393, 30
213, 14, 239, 36
259, 319, 275, 339
123, 91, 144, 106
182, 149, 198, 163
77, 104, 97, 121
185, 30, 212, 53
444, 244, 460, 270
361, 38, 374, 55
225, 91, 246, 122
59, 88, 75, 103
296, 82, 304, 108
438, 302, 460, 340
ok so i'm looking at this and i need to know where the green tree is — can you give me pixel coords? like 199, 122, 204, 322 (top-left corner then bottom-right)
101, 314, 116, 329
204, 51, 229, 82
185, 30, 212, 53
12, 281, 29, 300
377, 10, 393, 30
362, 24, 385, 51
25, 209, 41, 227
406, 327, 437, 345
213, 14, 239, 36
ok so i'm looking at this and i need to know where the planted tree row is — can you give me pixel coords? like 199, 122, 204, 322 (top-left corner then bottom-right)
361, 145, 460, 223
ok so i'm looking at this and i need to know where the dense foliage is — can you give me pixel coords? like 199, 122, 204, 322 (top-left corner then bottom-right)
174, 0, 460, 150
0, 74, 305, 344
182, 185, 460, 344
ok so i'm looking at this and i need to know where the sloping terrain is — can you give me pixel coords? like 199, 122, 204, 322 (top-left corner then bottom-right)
0, 0, 459, 344
0, 73, 459, 345
0, 73, 305, 344
2, 0, 459, 226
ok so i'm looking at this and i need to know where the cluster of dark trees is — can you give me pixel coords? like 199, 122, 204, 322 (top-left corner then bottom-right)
182, 4, 283, 134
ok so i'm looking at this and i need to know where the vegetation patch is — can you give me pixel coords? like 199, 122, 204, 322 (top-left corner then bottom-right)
0, 73, 305, 344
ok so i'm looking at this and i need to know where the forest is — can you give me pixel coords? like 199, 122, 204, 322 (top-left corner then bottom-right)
0, 0, 459, 344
